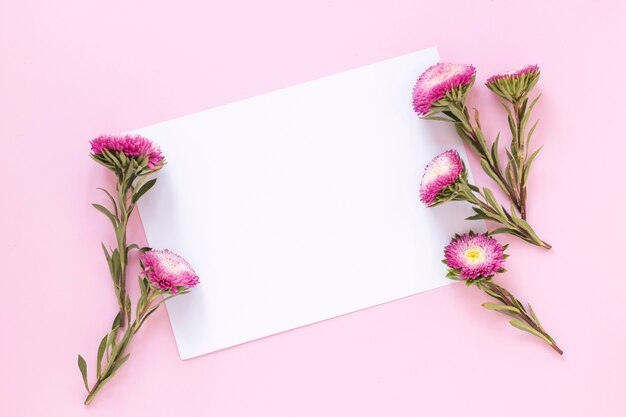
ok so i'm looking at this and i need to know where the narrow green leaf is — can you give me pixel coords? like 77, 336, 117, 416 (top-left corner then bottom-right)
447, 106, 467, 127
509, 319, 552, 345
125, 295, 131, 325
523, 146, 543, 183
490, 227, 516, 235
136, 304, 162, 332
516, 217, 542, 242
96, 335, 107, 378
422, 115, 454, 122
525, 120, 539, 151
97, 188, 119, 218
482, 302, 520, 313
491, 133, 500, 168
101, 243, 113, 278
482, 188, 501, 214
110, 250, 120, 284
93, 204, 118, 228
111, 312, 121, 331
131, 178, 157, 204
126, 244, 139, 255
479, 159, 507, 193
528, 303, 545, 331
109, 353, 131, 376
77, 354, 89, 392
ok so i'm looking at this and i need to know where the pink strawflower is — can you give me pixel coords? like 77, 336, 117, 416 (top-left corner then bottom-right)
444, 232, 506, 280
141, 249, 200, 294
485, 65, 540, 102
90, 134, 164, 169
419, 149, 464, 205
485, 64, 539, 85
412, 63, 476, 115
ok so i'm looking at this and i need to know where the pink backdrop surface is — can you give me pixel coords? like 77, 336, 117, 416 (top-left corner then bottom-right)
2, 0, 625, 416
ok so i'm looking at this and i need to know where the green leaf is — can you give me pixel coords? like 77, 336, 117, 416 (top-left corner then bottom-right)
509, 319, 552, 345
131, 178, 157, 204
110, 250, 120, 284
482, 188, 502, 214
479, 158, 507, 193
490, 227, 516, 235
523, 146, 543, 183
480, 288, 505, 303
109, 353, 131, 376
111, 312, 121, 331
500, 101, 517, 136
126, 244, 139, 255
528, 303, 545, 331
516, 217, 542, 242
96, 335, 107, 378
136, 304, 162, 332
77, 354, 89, 392
491, 133, 500, 168
102, 148, 122, 169
125, 295, 131, 325
101, 243, 112, 275
525, 120, 539, 151
97, 188, 119, 218
422, 115, 454, 122
93, 203, 118, 228
482, 302, 519, 313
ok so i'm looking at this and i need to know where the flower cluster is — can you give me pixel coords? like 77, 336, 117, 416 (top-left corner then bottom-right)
141, 249, 200, 294
415, 61, 560, 354
413, 60, 549, 247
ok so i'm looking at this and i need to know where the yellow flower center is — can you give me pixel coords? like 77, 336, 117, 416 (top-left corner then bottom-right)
464, 247, 485, 264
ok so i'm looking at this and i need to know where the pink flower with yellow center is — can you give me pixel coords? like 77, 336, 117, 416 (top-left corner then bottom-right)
90, 134, 164, 169
419, 149, 464, 205
412, 62, 476, 115
443, 233, 506, 280
141, 249, 199, 294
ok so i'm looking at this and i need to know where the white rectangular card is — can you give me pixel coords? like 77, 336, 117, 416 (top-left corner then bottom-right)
133, 47, 484, 359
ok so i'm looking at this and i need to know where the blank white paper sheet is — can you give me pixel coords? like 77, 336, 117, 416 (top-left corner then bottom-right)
133, 47, 484, 359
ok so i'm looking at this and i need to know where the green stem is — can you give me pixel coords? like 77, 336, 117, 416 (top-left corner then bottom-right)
453, 103, 523, 215
512, 100, 527, 219
84, 289, 161, 405
116, 179, 129, 329
459, 180, 551, 249
477, 281, 562, 355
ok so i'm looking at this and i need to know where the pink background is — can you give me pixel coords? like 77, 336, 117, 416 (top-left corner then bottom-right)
2, 0, 625, 415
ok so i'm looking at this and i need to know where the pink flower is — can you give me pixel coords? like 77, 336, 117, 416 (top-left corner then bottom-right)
412, 63, 476, 115
419, 149, 464, 205
485, 64, 540, 85
90, 134, 164, 169
443, 232, 506, 280
485, 65, 540, 102
141, 249, 199, 294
